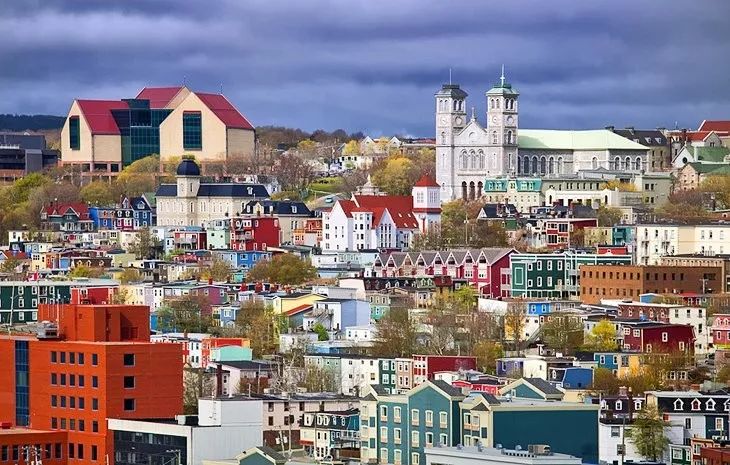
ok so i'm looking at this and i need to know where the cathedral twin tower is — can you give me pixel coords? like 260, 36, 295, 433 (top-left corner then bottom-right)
435, 70, 519, 202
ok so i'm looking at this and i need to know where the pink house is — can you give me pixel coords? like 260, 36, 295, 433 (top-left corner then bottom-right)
712, 314, 730, 349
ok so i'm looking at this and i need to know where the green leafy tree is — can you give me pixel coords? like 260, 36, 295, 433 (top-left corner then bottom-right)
591, 367, 621, 394
81, 181, 118, 206
234, 300, 279, 357
472, 341, 503, 374
628, 405, 669, 461
118, 268, 141, 284
596, 206, 624, 227
202, 255, 233, 282
68, 265, 103, 278
372, 305, 420, 358
504, 301, 527, 353
371, 155, 419, 195
312, 323, 330, 341
717, 365, 730, 384
128, 228, 160, 260
156, 294, 214, 334
247, 254, 317, 285
584, 319, 618, 351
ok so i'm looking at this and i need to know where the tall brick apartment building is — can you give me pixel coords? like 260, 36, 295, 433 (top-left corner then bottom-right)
579, 265, 721, 305
0, 304, 183, 465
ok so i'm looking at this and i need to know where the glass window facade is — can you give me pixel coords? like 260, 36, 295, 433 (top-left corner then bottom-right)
182, 112, 202, 150
15, 340, 29, 426
69, 116, 80, 150
112, 99, 172, 167
113, 431, 187, 465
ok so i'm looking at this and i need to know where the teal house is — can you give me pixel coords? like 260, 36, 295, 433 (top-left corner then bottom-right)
460, 391, 599, 463
360, 381, 464, 465
378, 359, 397, 394
509, 251, 631, 299
0, 281, 73, 324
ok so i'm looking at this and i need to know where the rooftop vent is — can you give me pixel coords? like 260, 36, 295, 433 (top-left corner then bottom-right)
36, 321, 60, 339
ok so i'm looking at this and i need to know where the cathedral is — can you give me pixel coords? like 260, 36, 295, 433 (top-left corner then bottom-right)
434, 70, 649, 202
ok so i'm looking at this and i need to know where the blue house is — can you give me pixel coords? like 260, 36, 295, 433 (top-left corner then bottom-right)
496, 357, 525, 377
499, 378, 565, 401
89, 195, 154, 230
547, 367, 593, 389
212, 250, 271, 272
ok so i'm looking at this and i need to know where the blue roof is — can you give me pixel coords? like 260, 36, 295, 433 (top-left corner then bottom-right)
156, 183, 270, 198
176, 158, 201, 176
243, 200, 311, 216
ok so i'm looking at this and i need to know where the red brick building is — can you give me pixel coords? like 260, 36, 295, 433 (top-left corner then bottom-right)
699, 446, 730, 465
0, 304, 183, 465
411, 355, 477, 385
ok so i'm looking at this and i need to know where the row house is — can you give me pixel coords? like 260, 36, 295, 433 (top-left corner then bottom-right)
712, 314, 730, 349
293, 218, 323, 247
39, 202, 94, 234
509, 251, 632, 299
619, 321, 695, 354
369, 248, 515, 297
412, 355, 477, 386
647, 390, 730, 444
88, 195, 155, 230
230, 216, 280, 251
636, 224, 730, 265
300, 409, 360, 460
242, 200, 312, 245
211, 249, 271, 272
522, 218, 598, 250
615, 302, 709, 354
322, 175, 441, 252
304, 355, 381, 396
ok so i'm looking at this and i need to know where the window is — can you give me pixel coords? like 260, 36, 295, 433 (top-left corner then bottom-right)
394, 450, 402, 465
123, 376, 135, 389
439, 433, 448, 447
91, 445, 97, 461
425, 410, 433, 426
412, 431, 420, 447
92, 398, 99, 411
394, 428, 401, 444
183, 112, 202, 150
426, 432, 433, 446
380, 427, 387, 442
439, 411, 448, 427
716, 418, 724, 431
380, 405, 387, 420
394, 406, 401, 423
78, 353, 84, 365
611, 426, 620, 437
123, 398, 135, 411
685, 418, 692, 429
379, 448, 388, 464
411, 409, 419, 425
51, 395, 57, 407
92, 376, 98, 388
92, 421, 98, 433
51, 351, 57, 363
60, 352, 66, 363
78, 375, 84, 387
412, 453, 420, 465
92, 354, 98, 366
69, 116, 80, 150
123, 354, 135, 366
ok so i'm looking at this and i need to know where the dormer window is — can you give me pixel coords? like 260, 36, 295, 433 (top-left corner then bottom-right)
674, 399, 684, 411
691, 399, 701, 411
723, 399, 730, 412
615, 400, 623, 411
706, 399, 716, 410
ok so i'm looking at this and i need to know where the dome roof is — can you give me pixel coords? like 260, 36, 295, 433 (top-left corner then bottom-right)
177, 158, 200, 176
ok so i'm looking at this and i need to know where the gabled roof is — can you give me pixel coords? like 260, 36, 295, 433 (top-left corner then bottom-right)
75, 100, 128, 135
611, 128, 667, 147
685, 162, 730, 175
432, 379, 465, 397
195, 92, 254, 130
236, 446, 286, 465
687, 131, 713, 142
698, 120, 730, 133
43, 203, 90, 219
136, 86, 186, 108
352, 195, 419, 229
687, 146, 730, 162
414, 174, 440, 188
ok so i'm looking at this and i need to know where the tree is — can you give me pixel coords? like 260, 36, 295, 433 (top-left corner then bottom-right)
81, 181, 118, 206
111, 288, 130, 304
272, 153, 315, 191
717, 365, 730, 384
296, 139, 317, 156
541, 314, 584, 355
584, 319, 618, 351
371, 155, 418, 195
0, 256, 23, 275
628, 405, 669, 461
372, 305, 420, 358
472, 341, 503, 374
156, 294, 214, 334
601, 179, 637, 192
247, 254, 317, 286
298, 364, 338, 392
183, 367, 214, 414
235, 300, 279, 357
128, 228, 160, 260
342, 140, 360, 155
68, 265, 103, 278
312, 323, 330, 341
118, 268, 141, 284
591, 367, 621, 395
201, 255, 233, 282
596, 206, 624, 227
503, 301, 527, 353
700, 175, 730, 209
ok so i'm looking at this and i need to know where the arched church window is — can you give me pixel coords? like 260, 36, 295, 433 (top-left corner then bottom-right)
624, 156, 631, 170
614, 156, 620, 170
461, 152, 468, 170
635, 157, 642, 171
531, 156, 538, 174
591, 157, 598, 170
548, 157, 555, 175
479, 151, 485, 169
540, 157, 547, 175
469, 150, 477, 170
508, 153, 513, 170
496, 99, 500, 109
492, 131, 498, 144
490, 99, 495, 109
507, 130, 513, 144
462, 182, 468, 201
523, 157, 529, 174
558, 157, 564, 175
440, 131, 446, 144
478, 181, 483, 196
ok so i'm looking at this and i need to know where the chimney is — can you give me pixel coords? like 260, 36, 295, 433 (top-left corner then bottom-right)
618, 385, 628, 397
625, 126, 635, 134
208, 277, 213, 285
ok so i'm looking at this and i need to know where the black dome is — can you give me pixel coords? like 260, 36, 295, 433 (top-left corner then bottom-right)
176, 158, 200, 176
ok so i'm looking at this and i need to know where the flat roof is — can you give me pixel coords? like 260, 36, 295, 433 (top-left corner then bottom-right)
425, 445, 581, 464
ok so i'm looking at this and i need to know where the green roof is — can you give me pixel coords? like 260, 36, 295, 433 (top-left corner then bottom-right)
686, 162, 730, 175
518, 129, 648, 151
687, 146, 730, 163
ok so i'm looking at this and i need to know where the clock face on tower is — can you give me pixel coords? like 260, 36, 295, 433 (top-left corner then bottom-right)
491, 115, 498, 124
439, 116, 447, 125
455, 116, 463, 125
507, 116, 514, 125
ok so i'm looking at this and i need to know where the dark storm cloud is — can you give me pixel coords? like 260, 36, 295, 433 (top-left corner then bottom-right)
1, 0, 729, 135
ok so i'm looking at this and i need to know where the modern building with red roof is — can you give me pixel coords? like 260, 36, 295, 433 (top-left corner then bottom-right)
321, 177, 441, 252
60, 86, 254, 177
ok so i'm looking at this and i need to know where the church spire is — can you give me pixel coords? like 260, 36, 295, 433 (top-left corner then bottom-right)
500, 64, 505, 87
471, 106, 476, 121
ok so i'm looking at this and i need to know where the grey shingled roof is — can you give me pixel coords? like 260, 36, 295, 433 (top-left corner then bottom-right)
525, 377, 563, 397
432, 379, 465, 397
256, 446, 286, 464
156, 183, 270, 198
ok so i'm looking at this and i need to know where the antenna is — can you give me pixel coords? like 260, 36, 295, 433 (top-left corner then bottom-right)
220, 82, 223, 94
500, 64, 506, 86
449, 68, 452, 85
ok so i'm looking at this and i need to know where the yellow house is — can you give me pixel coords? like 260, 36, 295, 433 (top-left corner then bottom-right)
269, 293, 326, 315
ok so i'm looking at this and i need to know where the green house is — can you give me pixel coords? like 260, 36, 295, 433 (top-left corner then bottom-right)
0, 282, 72, 324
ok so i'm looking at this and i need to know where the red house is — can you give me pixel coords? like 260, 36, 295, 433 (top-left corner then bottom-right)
619, 321, 695, 353
450, 378, 501, 395
412, 354, 477, 385
173, 230, 207, 250
70, 285, 119, 305
230, 216, 280, 251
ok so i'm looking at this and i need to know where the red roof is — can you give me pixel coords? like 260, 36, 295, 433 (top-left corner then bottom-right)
195, 93, 254, 130
76, 100, 128, 135
136, 86, 186, 108
286, 304, 313, 316
43, 203, 90, 219
353, 195, 419, 229
338, 200, 357, 218
414, 174, 439, 188
698, 120, 730, 133
686, 131, 712, 142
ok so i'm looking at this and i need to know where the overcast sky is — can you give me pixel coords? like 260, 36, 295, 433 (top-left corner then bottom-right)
2, 0, 729, 136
